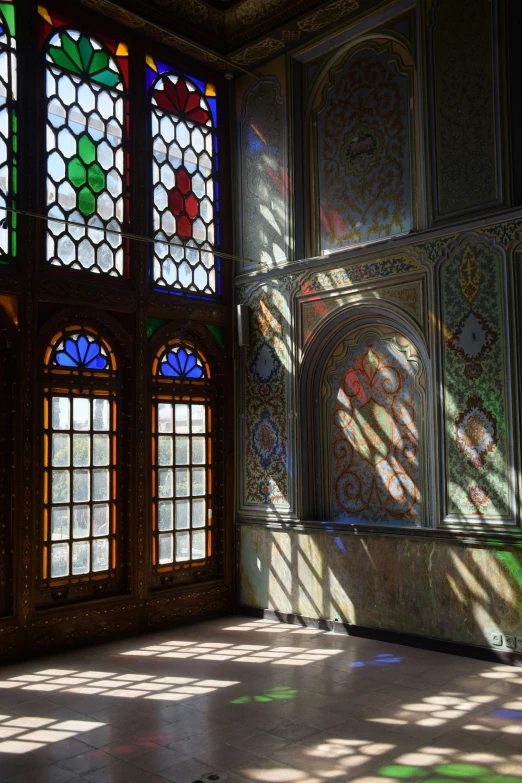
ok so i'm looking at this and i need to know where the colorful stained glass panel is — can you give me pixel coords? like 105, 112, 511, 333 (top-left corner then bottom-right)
45, 27, 126, 275
149, 60, 218, 296
0, 1, 16, 261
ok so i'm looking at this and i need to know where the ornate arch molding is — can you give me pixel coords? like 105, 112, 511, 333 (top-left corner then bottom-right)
306, 36, 418, 259
300, 303, 436, 526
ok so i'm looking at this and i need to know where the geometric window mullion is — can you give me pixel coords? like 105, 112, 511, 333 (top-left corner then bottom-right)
0, 0, 17, 262
147, 56, 219, 297
40, 7, 129, 277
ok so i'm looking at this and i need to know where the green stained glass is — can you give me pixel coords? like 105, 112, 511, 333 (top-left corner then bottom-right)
89, 51, 109, 75
78, 134, 96, 165
88, 162, 105, 193
68, 157, 86, 188
91, 70, 120, 88
47, 32, 122, 90
61, 33, 83, 72
0, 4, 14, 37
78, 36, 94, 71
78, 186, 95, 217
48, 46, 81, 75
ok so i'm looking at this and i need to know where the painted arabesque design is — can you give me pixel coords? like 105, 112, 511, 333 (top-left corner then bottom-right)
441, 237, 511, 520
324, 329, 423, 524
316, 44, 412, 252
243, 286, 289, 507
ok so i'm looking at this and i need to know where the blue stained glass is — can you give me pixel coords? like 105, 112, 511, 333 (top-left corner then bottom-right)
208, 98, 217, 127
159, 347, 204, 379
55, 333, 109, 370
146, 67, 157, 93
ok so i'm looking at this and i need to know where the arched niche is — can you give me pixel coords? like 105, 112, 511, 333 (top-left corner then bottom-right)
308, 37, 417, 257
300, 305, 433, 526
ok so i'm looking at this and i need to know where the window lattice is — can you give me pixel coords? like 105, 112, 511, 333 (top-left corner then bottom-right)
147, 57, 219, 297
43, 327, 118, 584
41, 7, 129, 277
151, 341, 213, 568
0, 0, 16, 261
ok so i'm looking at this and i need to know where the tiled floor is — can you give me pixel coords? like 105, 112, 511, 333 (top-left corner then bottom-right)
0, 617, 521, 783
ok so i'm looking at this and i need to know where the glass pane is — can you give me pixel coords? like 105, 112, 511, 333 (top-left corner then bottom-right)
192, 437, 205, 464
52, 470, 70, 503
73, 433, 90, 466
158, 500, 173, 531
93, 398, 110, 431
192, 467, 205, 497
73, 469, 90, 502
51, 543, 69, 577
93, 469, 110, 501
192, 529, 205, 560
72, 505, 90, 538
72, 540, 90, 575
175, 468, 189, 497
157, 403, 173, 433
93, 503, 109, 537
73, 397, 90, 431
92, 538, 109, 572
175, 436, 189, 465
158, 533, 173, 564
52, 396, 70, 430
52, 434, 70, 467
175, 531, 190, 562
191, 405, 205, 434
192, 498, 205, 528
51, 507, 70, 540
158, 436, 173, 466
175, 499, 190, 530
175, 404, 190, 434
93, 434, 110, 466
151, 72, 216, 295
158, 468, 173, 498
46, 35, 125, 277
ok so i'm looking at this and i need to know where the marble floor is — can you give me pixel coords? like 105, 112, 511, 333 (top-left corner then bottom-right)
0, 617, 521, 783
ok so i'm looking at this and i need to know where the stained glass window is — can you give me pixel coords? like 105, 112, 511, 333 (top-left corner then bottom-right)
147, 57, 219, 297
0, 0, 16, 261
43, 326, 118, 584
40, 6, 129, 276
151, 340, 213, 568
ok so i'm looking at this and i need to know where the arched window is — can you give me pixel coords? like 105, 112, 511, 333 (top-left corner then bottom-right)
0, 0, 16, 261
147, 57, 219, 297
40, 6, 129, 276
151, 338, 213, 570
42, 325, 119, 584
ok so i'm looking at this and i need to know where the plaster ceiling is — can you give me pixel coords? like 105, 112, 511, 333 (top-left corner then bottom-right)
82, 0, 375, 69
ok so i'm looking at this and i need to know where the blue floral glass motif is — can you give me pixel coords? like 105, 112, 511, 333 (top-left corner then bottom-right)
55, 333, 109, 370
159, 347, 204, 379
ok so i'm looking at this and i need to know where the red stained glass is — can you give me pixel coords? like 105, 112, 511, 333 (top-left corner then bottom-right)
185, 194, 199, 220
177, 169, 191, 195
177, 215, 191, 240
151, 68, 216, 294
169, 189, 184, 216
152, 76, 211, 126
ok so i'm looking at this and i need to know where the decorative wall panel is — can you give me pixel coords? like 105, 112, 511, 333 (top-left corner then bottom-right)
241, 283, 292, 510
323, 327, 424, 525
429, 0, 500, 217
239, 524, 522, 648
302, 281, 423, 346
439, 236, 514, 523
240, 78, 287, 268
315, 44, 412, 253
